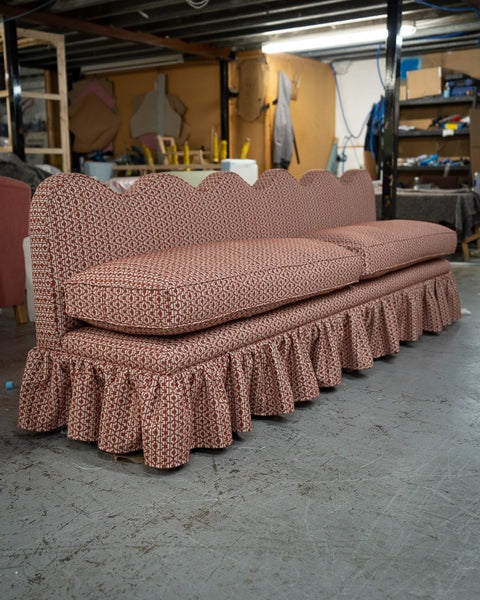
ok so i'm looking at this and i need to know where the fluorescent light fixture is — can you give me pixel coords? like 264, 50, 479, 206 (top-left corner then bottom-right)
262, 24, 416, 54
400, 25, 416, 36
81, 53, 184, 74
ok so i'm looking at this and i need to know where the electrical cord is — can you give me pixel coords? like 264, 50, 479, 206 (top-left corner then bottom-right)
2, 0, 56, 22
330, 63, 364, 140
417, 31, 471, 40
186, 0, 210, 9
330, 62, 383, 173
414, 0, 480, 18
376, 43, 385, 90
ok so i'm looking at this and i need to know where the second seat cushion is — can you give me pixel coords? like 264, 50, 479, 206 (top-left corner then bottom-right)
308, 219, 457, 278
63, 237, 363, 335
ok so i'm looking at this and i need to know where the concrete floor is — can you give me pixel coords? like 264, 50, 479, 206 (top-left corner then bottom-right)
1, 261, 479, 600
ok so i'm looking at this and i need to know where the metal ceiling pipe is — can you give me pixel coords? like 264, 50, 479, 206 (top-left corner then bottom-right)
382, 0, 403, 220
101, 0, 355, 29
2, 19, 25, 162
219, 58, 230, 157
143, 4, 389, 39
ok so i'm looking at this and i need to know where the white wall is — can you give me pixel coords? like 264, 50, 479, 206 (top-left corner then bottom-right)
331, 57, 385, 175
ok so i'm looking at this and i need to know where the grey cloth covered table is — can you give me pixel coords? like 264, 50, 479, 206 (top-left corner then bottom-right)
375, 188, 480, 241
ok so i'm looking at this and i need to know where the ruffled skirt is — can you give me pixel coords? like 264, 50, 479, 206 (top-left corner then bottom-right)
19, 260, 461, 468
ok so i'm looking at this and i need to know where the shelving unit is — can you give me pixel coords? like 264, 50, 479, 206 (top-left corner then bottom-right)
397, 92, 478, 188
400, 94, 478, 108
0, 26, 70, 172
398, 128, 470, 138
398, 164, 470, 172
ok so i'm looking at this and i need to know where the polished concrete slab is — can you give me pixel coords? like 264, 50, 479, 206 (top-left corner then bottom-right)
1, 262, 479, 600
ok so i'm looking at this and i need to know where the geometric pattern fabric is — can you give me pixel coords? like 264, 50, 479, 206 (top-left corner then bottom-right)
64, 237, 363, 335
308, 219, 458, 278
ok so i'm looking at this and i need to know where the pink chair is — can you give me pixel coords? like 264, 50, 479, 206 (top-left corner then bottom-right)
0, 176, 31, 323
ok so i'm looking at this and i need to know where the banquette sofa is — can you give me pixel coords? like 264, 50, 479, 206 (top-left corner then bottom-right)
19, 168, 461, 469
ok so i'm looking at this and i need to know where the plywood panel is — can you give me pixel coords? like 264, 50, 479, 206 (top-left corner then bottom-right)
164, 63, 221, 155
230, 51, 335, 177
263, 53, 335, 179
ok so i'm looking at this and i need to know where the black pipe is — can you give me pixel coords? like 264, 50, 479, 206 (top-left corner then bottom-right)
219, 58, 229, 157
381, 0, 403, 220
3, 19, 25, 162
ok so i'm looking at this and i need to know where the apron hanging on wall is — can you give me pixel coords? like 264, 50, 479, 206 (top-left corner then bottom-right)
272, 70, 294, 169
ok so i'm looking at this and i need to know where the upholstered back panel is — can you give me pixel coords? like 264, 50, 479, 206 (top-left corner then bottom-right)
30, 168, 375, 348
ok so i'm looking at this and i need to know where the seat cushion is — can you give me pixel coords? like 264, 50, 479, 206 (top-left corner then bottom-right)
63, 237, 362, 335
308, 220, 457, 278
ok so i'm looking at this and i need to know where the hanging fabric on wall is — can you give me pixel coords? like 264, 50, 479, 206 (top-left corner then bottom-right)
272, 70, 294, 169
327, 138, 339, 175
130, 73, 187, 151
363, 97, 385, 180
130, 90, 159, 139
236, 57, 269, 122
69, 78, 121, 153
69, 93, 121, 153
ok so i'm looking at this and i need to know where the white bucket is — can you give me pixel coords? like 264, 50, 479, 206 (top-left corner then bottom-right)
84, 161, 114, 183
221, 159, 258, 185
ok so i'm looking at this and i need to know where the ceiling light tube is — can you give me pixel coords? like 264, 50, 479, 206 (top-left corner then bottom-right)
262, 24, 416, 54
81, 54, 184, 74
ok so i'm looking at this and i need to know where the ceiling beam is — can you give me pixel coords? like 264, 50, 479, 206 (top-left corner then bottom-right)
0, 1, 231, 59
51, 0, 119, 10
59, 0, 182, 21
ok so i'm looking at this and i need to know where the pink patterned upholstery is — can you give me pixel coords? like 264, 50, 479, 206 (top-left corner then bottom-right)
19, 169, 461, 469
0, 176, 31, 308
28, 169, 375, 349
308, 220, 458, 278
60, 259, 455, 376
20, 260, 460, 469
64, 238, 362, 335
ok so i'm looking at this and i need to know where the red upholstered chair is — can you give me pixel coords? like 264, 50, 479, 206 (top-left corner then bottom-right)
0, 176, 31, 323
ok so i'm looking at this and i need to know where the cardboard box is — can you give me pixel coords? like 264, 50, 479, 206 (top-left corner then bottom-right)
407, 67, 442, 99
399, 83, 407, 101
399, 118, 433, 130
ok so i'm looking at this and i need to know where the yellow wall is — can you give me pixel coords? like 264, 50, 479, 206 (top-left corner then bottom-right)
162, 62, 221, 151
265, 53, 335, 178
106, 63, 221, 159
106, 69, 157, 157
102, 52, 335, 177
229, 52, 336, 177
